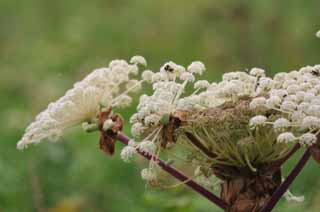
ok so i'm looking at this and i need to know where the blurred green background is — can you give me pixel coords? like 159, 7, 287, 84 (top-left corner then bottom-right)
1, 0, 320, 211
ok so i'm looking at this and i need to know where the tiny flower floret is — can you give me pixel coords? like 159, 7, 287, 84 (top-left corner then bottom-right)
187, 61, 205, 75
130, 55, 147, 66
249, 115, 267, 128
266, 96, 282, 108
302, 116, 320, 130
142, 70, 154, 82
138, 140, 156, 153
194, 80, 210, 89
277, 132, 296, 143
250, 97, 266, 110
120, 146, 137, 163
180, 72, 195, 82
249, 67, 265, 77
299, 133, 317, 146
273, 118, 291, 132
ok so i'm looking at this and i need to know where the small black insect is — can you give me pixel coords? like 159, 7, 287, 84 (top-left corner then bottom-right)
164, 64, 174, 72
311, 69, 320, 76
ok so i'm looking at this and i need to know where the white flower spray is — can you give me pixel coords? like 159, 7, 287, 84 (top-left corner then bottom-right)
17, 56, 146, 150
17, 52, 320, 202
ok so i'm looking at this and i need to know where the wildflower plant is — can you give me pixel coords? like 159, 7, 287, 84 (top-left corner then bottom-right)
18, 52, 320, 211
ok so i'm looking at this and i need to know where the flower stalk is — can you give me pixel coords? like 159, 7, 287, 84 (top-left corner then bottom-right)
261, 148, 311, 212
116, 132, 229, 210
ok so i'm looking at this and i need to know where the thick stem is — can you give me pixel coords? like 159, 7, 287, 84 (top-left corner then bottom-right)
116, 133, 229, 210
261, 148, 311, 212
220, 169, 282, 212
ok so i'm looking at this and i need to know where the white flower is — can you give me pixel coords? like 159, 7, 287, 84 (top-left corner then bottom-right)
103, 119, 114, 131
290, 111, 306, 123
141, 168, 157, 182
130, 55, 147, 66
249, 97, 266, 110
151, 73, 163, 82
258, 77, 274, 90
142, 70, 154, 82
295, 91, 306, 102
138, 140, 156, 153
280, 101, 297, 111
249, 115, 267, 128
316, 30, 320, 38
128, 64, 139, 75
120, 146, 137, 163
222, 72, 238, 81
301, 116, 320, 130
131, 122, 145, 137
286, 85, 300, 94
283, 80, 296, 89
300, 83, 312, 92
299, 133, 317, 146
180, 72, 195, 82
194, 80, 210, 89
277, 132, 296, 143
273, 118, 291, 132
304, 92, 315, 102
144, 114, 161, 126
297, 102, 310, 112
306, 105, 320, 117
249, 67, 265, 77
266, 96, 282, 108
17, 83, 108, 150
274, 72, 287, 82
130, 113, 139, 124
270, 89, 288, 99
109, 59, 129, 68
187, 61, 205, 75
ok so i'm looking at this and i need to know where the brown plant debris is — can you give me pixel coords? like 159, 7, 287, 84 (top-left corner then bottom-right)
161, 110, 189, 148
98, 107, 124, 155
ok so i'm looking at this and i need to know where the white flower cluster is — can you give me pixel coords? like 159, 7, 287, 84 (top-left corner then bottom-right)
248, 65, 320, 146
17, 56, 146, 150
195, 68, 266, 108
131, 61, 320, 148
130, 61, 205, 138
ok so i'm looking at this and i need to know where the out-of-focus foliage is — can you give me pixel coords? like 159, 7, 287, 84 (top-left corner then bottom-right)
0, 0, 320, 211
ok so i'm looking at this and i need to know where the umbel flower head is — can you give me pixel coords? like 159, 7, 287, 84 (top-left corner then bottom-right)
17, 56, 146, 150
123, 62, 320, 184
17, 54, 320, 197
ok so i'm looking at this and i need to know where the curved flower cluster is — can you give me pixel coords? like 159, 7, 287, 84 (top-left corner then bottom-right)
17, 56, 146, 150
17, 53, 320, 194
